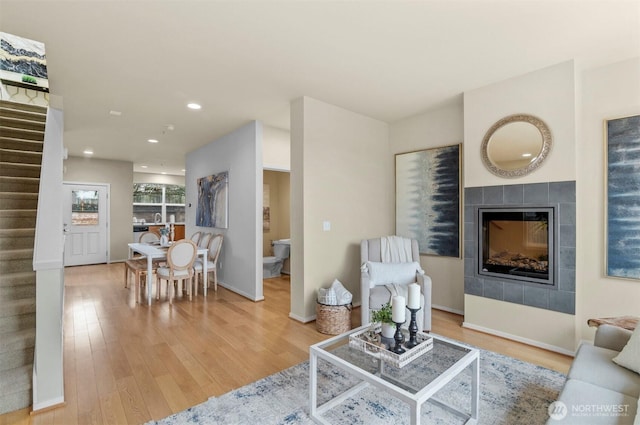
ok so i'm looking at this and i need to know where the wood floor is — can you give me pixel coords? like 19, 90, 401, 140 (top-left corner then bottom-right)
0, 263, 572, 425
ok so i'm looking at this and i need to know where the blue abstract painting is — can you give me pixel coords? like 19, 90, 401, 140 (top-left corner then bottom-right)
606, 115, 640, 279
396, 144, 460, 257
197, 171, 228, 229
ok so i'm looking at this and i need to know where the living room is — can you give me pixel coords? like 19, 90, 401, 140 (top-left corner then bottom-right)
1, 1, 639, 423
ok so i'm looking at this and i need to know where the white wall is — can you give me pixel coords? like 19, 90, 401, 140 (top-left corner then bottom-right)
462, 60, 577, 352
263, 125, 290, 171
133, 172, 185, 186
577, 57, 640, 342
389, 98, 465, 313
63, 156, 133, 262
290, 97, 390, 321
464, 60, 577, 187
186, 121, 263, 301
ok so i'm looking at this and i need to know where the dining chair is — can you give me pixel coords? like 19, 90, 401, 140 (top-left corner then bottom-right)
190, 231, 203, 246
199, 232, 213, 249
124, 258, 161, 305
138, 231, 160, 243
194, 234, 224, 293
156, 239, 198, 304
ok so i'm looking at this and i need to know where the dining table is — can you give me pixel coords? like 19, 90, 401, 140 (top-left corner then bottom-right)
128, 242, 209, 305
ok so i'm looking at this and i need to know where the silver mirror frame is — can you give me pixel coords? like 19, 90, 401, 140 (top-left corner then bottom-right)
480, 114, 552, 178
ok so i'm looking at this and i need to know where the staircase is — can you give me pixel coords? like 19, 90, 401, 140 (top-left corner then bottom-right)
0, 100, 46, 414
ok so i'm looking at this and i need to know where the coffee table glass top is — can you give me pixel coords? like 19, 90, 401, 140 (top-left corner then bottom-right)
315, 328, 474, 395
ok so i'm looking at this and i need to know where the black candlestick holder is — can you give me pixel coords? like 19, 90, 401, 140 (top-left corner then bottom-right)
391, 321, 406, 354
405, 307, 421, 349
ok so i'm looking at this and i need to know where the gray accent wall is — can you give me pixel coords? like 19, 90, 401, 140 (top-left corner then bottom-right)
464, 181, 576, 314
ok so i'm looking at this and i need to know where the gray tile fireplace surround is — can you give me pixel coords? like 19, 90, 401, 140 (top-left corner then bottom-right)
464, 181, 576, 315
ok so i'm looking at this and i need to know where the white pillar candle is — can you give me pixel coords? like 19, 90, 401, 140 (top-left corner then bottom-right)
170, 214, 175, 223
407, 283, 420, 309
391, 295, 406, 323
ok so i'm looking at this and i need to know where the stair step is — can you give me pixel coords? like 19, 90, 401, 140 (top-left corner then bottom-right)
0, 365, 32, 400
0, 283, 36, 303
0, 386, 31, 415
0, 298, 36, 318
0, 328, 35, 355
0, 193, 38, 209
0, 210, 37, 229
0, 127, 44, 142
0, 229, 35, 249
0, 347, 34, 372
0, 105, 46, 123
0, 176, 40, 193
0, 162, 41, 179
0, 100, 47, 116
0, 249, 34, 274
0, 137, 43, 152
0, 312, 35, 334
0, 116, 45, 133
0, 271, 36, 288
0, 148, 42, 165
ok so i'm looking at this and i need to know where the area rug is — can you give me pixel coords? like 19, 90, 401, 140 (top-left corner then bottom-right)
147, 341, 566, 425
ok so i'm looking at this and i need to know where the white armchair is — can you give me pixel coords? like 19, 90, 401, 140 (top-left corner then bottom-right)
361, 236, 432, 331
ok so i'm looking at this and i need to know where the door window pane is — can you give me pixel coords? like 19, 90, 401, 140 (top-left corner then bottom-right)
71, 190, 99, 225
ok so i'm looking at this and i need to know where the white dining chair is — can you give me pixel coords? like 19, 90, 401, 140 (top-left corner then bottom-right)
194, 234, 224, 293
138, 231, 160, 243
190, 231, 203, 246
156, 239, 198, 304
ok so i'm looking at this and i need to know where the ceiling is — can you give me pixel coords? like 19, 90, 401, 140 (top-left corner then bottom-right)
1, 1, 638, 176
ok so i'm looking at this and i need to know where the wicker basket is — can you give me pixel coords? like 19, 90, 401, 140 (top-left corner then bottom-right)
316, 302, 352, 335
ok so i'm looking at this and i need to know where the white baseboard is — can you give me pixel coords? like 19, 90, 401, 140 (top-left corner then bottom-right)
462, 321, 576, 357
288, 312, 316, 323
432, 304, 464, 316
217, 282, 264, 302
32, 396, 65, 413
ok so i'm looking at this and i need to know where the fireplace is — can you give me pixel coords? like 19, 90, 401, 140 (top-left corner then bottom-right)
478, 206, 556, 286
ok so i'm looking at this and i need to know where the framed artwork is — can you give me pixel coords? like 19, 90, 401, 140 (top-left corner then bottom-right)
605, 114, 640, 279
263, 184, 270, 231
395, 144, 461, 257
196, 171, 228, 229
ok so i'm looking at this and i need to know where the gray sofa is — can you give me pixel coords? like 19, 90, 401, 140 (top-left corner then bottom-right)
547, 324, 639, 424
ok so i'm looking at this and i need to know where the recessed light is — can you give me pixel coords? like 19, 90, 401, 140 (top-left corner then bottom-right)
161, 172, 167, 175
181, 169, 186, 172
140, 165, 148, 169
109, 110, 122, 116
148, 139, 159, 144
83, 149, 94, 155
187, 103, 201, 110
522, 153, 532, 158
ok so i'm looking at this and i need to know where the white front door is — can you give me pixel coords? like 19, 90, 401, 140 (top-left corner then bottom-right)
63, 183, 109, 266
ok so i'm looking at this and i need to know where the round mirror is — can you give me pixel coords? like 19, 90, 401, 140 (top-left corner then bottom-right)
481, 114, 552, 178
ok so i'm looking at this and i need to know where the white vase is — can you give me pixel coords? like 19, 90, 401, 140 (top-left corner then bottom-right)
381, 322, 395, 339
160, 235, 169, 246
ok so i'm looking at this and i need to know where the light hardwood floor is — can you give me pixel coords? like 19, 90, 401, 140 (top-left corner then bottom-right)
1, 263, 572, 425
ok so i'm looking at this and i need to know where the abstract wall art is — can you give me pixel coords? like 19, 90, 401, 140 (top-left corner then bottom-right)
197, 171, 229, 229
605, 114, 640, 280
396, 144, 461, 257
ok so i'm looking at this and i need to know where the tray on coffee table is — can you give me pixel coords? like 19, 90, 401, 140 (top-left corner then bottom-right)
348, 325, 433, 368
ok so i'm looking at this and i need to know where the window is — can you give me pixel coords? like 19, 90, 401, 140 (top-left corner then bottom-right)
133, 183, 185, 223
71, 190, 99, 225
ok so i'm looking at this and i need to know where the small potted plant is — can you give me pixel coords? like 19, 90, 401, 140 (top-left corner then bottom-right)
371, 302, 396, 338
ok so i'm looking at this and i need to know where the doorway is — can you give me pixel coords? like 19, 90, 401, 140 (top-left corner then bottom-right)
263, 170, 291, 274
63, 182, 109, 266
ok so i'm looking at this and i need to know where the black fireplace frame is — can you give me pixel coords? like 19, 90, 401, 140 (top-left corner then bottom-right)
477, 205, 557, 287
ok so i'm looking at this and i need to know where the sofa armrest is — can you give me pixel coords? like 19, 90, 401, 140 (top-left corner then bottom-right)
416, 273, 432, 332
360, 269, 372, 326
594, 324, 633, 352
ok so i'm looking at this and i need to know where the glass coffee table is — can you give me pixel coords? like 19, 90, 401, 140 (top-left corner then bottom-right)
309, 325, 479, 424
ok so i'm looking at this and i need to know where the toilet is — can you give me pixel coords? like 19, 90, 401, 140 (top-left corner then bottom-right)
263, 239, 291, 278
